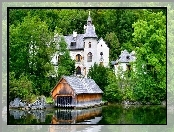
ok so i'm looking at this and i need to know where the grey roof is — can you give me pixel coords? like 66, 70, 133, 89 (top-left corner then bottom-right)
63, 25, 97, 50
61, 76, 103, 94
64, 34, 84, 50
84, 25, 98, 38
118, 50, 136, 63
111, 50, 136, 65
54, 13, 97, 50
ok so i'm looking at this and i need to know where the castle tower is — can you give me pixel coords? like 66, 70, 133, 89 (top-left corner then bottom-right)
83, 11, 98, 76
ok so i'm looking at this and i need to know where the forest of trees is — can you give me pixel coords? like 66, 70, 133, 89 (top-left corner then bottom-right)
9, 8, 166, 104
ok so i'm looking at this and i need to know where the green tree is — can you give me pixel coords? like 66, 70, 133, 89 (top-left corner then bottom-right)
9, 13, 56, 96
104, 69, 122, 102
116, 10, 138, 44
132, 10, 166, 104
9, 72, 33, 102
55, 36, 75, 80
105, 32, 120, 60
87, 63, 109, 91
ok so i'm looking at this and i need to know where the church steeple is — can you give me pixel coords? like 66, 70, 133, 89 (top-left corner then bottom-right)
87, 11, 92, 25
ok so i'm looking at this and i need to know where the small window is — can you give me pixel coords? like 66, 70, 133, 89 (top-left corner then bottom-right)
101, 45, 102, 47
89, 42, 91, 48
126, 56, 130, 60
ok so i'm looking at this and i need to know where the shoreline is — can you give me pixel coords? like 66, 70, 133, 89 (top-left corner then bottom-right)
8, 101, 169, 111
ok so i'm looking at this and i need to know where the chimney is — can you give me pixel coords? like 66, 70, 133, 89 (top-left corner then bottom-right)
73, 31, 77, 38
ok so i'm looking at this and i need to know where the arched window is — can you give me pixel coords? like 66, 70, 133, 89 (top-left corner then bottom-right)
76, 54, 82, 62
89, 42, 91, 48
87, 52, 92, 62
76, 66, 81, 75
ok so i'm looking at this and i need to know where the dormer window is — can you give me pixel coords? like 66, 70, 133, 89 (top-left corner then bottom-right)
71, 42, 76, 47
89, 42, 91, 48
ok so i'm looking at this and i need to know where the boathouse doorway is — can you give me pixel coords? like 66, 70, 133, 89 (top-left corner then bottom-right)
57, 96, 72, 107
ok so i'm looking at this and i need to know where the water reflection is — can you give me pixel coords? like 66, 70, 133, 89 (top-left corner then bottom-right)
8, 104, 166, 125
9, 109, 49, 123
9, 107, 102, 124
51, 107, 102, 124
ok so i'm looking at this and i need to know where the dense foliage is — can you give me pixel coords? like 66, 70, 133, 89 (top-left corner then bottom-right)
9, 8, 166, 104
87, 9, 166, 104
87, 63, 109, 91
132, 10, 166, 104
55, 36, 75, 80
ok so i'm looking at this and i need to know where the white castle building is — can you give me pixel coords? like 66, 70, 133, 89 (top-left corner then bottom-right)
111, 50, 136, 76
51, 12, 109, 77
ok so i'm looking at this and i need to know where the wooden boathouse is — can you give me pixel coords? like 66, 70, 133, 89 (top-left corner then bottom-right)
51, 76, 103, 108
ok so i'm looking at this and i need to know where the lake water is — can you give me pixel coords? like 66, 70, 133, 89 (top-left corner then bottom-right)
8, 104, 166, 125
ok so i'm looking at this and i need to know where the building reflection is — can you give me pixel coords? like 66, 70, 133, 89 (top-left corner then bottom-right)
51, 107, 102, 124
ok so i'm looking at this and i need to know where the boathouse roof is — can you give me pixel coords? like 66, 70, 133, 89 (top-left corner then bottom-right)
51, 76, 103, 95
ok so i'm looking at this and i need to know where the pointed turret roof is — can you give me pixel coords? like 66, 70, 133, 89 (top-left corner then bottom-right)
84, 11, 97, 38
87, 11, 92, 24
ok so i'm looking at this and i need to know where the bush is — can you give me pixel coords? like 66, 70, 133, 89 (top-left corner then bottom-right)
9, 72, 33, 102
